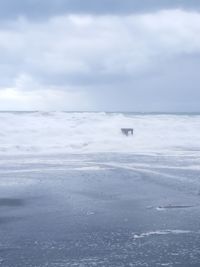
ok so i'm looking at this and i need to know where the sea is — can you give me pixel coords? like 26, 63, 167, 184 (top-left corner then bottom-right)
1, 112, 200, 266
0, 111, 200, 156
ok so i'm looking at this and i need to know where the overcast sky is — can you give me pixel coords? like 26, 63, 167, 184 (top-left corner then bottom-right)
0, 0, 200, 111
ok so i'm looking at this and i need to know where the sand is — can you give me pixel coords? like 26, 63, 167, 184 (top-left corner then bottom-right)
0, 153, 200, 266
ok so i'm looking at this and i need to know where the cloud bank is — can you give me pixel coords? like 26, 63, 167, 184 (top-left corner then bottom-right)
0, 0, 200, 20
0, 4, 200, 111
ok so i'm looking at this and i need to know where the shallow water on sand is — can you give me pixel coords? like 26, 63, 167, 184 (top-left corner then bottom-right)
0, 153, 200, 266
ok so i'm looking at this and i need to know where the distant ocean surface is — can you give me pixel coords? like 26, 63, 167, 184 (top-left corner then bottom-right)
0, 111, 200, 155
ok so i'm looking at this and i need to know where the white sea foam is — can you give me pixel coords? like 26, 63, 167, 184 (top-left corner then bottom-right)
133, 230, 193, 239
0, 112, 200, 155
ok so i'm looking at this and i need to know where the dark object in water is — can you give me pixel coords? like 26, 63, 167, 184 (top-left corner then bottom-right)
121, 128, 134, 136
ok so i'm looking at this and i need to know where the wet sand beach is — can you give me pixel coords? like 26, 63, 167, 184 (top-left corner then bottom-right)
0, 153, 200, 266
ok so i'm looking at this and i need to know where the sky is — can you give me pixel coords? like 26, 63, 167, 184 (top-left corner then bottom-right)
0, 0, 200, 111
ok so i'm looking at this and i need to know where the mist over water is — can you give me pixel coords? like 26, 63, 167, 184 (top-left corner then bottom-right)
0, 112, 200, 155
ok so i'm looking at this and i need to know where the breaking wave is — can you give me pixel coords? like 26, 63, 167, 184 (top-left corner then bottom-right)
0, 112, 200, 155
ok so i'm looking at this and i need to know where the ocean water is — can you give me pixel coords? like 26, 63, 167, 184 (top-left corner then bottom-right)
0, 111, 200, 155
1, 112, 200, 266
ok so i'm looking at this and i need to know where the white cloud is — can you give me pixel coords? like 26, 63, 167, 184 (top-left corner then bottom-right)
5, 9, 200, 74
0, 75, 91, 110
0, 9, 200, 110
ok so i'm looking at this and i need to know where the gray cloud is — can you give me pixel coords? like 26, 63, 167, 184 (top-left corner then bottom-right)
2, 10, 200, 84
0, 7, 200, 111
0, 0, 200, 20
